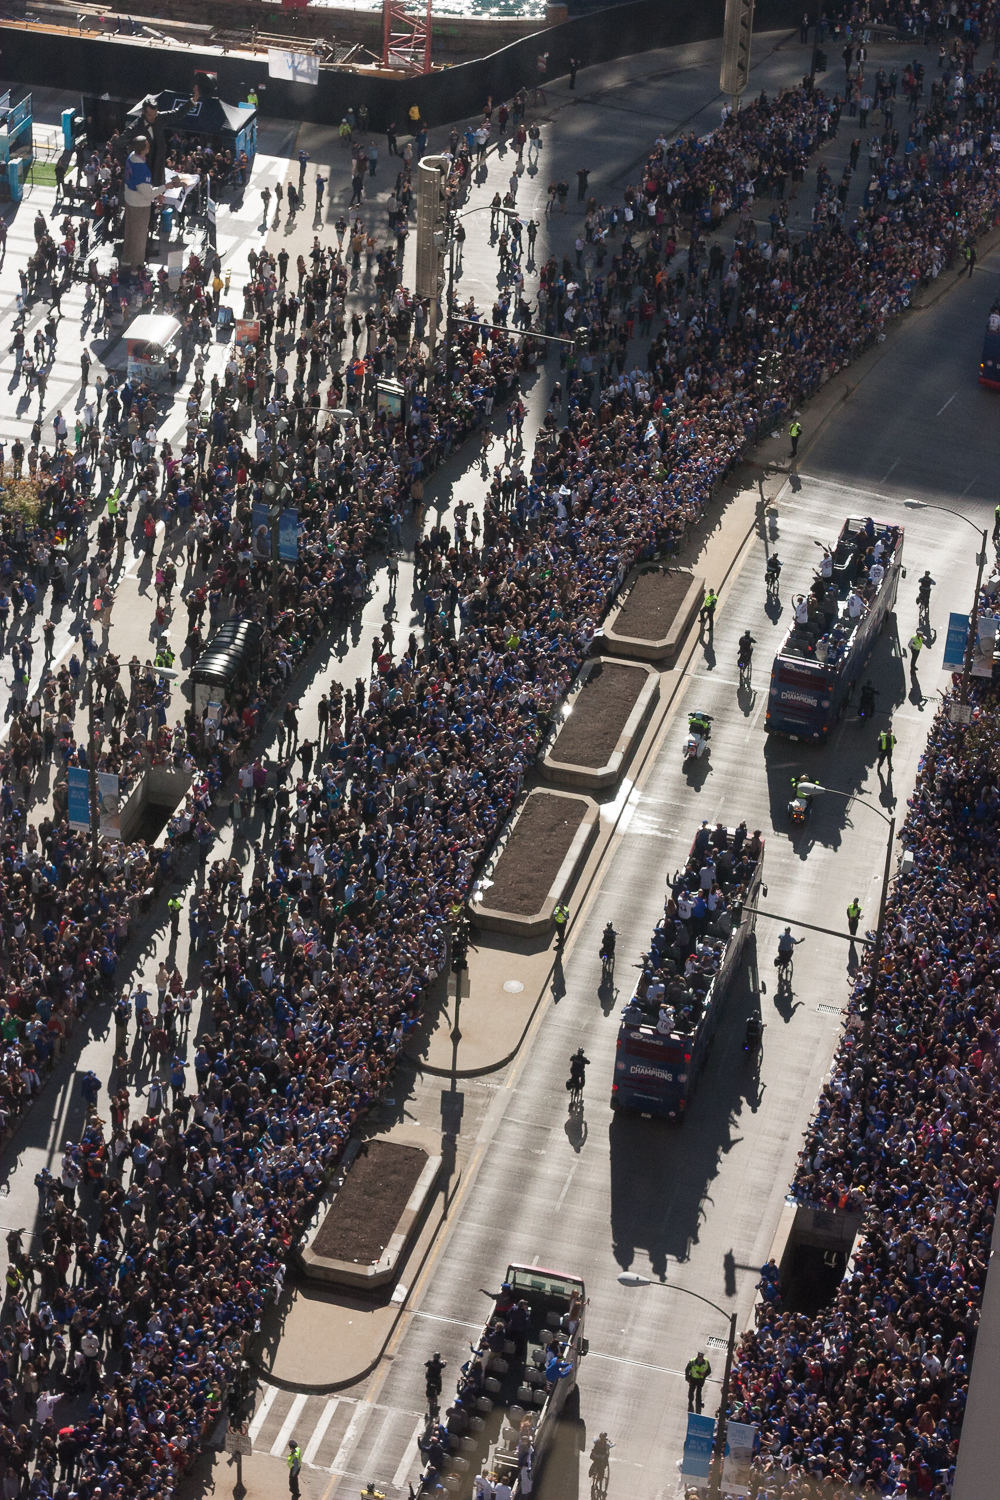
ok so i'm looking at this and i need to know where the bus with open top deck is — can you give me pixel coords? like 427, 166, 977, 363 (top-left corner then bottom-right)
765, 514, 903, 741
611, 823, 764, 1120
421, 1263, 587, 1499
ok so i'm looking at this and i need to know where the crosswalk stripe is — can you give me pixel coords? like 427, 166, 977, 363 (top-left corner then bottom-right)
392, 1417, 426, 1491
360, 1410, 393, 1478
248, 1384, 280, 1442
330, 1399, 371, 1475
270, 1392, 309, 1457
303, 1399, 340, 1466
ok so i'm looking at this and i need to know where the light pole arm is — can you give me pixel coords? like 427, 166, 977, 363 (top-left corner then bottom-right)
802, 783, 892, 828
657, 1282, 732, 1323
924, 503, 986, 537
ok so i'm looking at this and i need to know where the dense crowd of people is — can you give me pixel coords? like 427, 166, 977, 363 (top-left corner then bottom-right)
1, 4, 1000, 1494
727, 684, 1000, 1500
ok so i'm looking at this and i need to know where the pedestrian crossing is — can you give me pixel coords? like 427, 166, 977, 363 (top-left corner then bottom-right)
247, 1383, 426, 1490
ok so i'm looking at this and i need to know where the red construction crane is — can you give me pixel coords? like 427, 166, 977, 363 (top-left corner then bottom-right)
381, 0, 432, 73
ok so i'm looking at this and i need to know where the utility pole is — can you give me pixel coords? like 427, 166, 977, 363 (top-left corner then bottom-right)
958, 526, 989, 708
720, 0, 755, 116
711, 1311, 740, 1500
415, 155, 449, 370
87, 692, 100, 868
808, 2, 825, 84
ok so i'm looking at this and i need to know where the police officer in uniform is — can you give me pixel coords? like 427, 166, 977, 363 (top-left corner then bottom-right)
846, 898, 862, 936
908, 631, 923, 675
287, 1440, 302, 1499
789, 417, 803, 456
554, 901, 569, 949
685, 1351, 711, 1412
877, 724, 896, 773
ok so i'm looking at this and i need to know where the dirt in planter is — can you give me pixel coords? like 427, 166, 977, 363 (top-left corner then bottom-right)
613, 570, 695, 642
485, 793, 587, 916
312, 1140, 428, 1264
550, 662, 647, 768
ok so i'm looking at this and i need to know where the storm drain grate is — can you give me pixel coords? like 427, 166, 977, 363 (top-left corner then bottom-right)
705, 1336, 729, 1351
817, 1004, 842, 1015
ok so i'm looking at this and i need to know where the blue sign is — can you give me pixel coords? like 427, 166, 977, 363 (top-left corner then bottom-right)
681, 1413, 716, 1481
279, 508, 299, 562
67, 766, 90, 832
943, 612, 970, 670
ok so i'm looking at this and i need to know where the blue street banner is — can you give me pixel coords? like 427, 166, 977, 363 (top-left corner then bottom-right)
681, 1413, 716, 1485
278, 508, 299, 561
942, 612, 970, 670
67, 767, 90, 831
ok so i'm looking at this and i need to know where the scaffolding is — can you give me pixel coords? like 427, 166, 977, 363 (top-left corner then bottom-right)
381, 0, 431, 73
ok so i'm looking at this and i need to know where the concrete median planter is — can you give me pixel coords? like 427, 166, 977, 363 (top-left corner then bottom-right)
601, 565, 703, 663
541, 658, 660, 790
470, 788, 600, 936
299, 1135, 443, 1289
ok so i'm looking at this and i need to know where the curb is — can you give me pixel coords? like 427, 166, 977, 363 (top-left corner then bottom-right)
249, 1170, 457, 1395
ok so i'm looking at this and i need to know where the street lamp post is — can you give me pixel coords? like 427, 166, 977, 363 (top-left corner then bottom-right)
904, 499, 989, 717
618, 1271, 738, 1500
794, 784, 895, 1071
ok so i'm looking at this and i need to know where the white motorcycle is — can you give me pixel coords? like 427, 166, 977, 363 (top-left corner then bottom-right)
683, 711, 712, 763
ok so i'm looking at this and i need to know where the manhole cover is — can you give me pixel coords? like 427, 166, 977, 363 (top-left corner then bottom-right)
816, 1004, 841, 1015
504, 980, 524, 994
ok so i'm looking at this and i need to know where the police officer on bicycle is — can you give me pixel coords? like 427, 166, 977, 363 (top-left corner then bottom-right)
589, 1433, 613, 1491
776, 927, 800, 968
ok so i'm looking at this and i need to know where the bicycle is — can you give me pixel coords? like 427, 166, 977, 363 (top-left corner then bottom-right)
774, 951, 794, 996
589, 1437, 613, 1499
567, 1077, 584, 1111
738, 650, 753, 687
590, 1464, 609, 1500
601, 949, 615, 980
